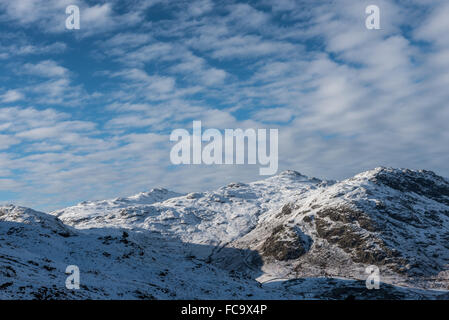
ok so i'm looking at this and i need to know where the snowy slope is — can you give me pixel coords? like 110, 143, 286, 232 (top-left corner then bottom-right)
0, 205, 293, 299
2, 168, 449, 299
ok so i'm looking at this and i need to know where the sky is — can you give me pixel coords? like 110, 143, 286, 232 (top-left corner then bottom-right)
0, 0, 448, 211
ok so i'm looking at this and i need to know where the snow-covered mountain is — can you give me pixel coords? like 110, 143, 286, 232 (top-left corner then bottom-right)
2, 167, 449, 299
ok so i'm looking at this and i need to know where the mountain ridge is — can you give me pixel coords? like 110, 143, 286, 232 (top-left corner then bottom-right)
2, 167, 449, 299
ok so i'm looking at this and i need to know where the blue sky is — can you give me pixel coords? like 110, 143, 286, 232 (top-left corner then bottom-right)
0, 0, 448, 211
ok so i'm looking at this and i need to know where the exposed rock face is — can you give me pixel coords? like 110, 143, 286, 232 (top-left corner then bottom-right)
261, 225, 310, 261
314, 206, 402, 267
2, 167, 449, 299
370, 168, 449, 205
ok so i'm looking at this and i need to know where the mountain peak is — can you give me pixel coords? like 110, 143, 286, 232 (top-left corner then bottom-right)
279, 169, 305, 176
1, 204, 46, 223
356, 166, 444, 180
352, 167, 449, 205
1, 204, 73, 237
125, 187, 182, 203
265, 170, 319, 182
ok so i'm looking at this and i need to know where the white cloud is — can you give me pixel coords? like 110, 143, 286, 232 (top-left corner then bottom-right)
414, 1, 449, 47
190, 34, 296, 59
0, 40, 66, 59
12, 60, 88, 106
0, 0, 144, 35
253, 108, 294, 123
0, 90, 24, 102
0, 134, 21, 149
22, 60, 69, 77
188, 0, 213, 17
